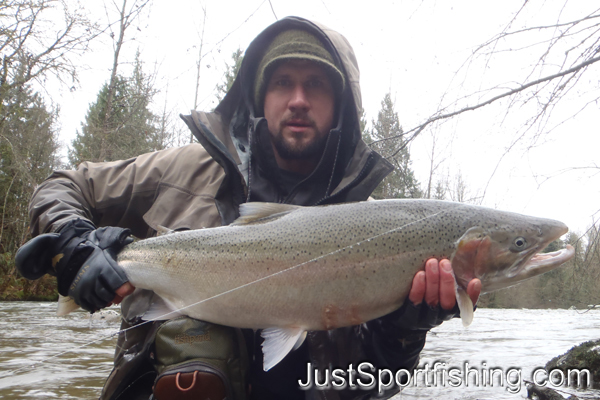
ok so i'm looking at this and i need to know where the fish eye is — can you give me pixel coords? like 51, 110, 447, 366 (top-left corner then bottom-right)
511, 237, 527, 252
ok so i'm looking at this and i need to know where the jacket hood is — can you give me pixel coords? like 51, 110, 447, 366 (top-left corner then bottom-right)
182, 17, 392, 214
215, 17, 364, 173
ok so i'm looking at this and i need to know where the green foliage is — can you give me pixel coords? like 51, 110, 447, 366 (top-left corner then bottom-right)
215, 48, 243, 103
69, 53, 162, 167
364, 93, 422, 199
0, 0, 92, 300
432, 180, 446, 200
546, 339, 600, 387
0, 80, 61, 300
0, 83, 61, 253
0, 273, 58, 301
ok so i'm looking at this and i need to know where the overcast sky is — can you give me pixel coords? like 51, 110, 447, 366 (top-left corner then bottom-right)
48, 0, 599, 235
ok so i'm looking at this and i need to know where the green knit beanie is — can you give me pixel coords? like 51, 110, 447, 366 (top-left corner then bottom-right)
253, 29, 345, 114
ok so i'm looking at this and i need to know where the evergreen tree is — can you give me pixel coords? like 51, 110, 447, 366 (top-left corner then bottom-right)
364, 93, 422, 199
69, 53, 161, 167
432, 180, 446, 200
0, 80, 61, 298
215, 48, 243, 103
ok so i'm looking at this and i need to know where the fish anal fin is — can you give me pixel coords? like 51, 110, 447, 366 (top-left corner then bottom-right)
57, 295, 80, 316
456, 287, 474, 327
232, 202, 302, 226
261, 327, 306, 371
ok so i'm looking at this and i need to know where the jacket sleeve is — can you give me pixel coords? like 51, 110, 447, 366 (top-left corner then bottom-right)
29, 149, 180, 238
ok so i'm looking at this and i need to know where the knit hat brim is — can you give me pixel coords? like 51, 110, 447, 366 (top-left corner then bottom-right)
254, 29, 345, 114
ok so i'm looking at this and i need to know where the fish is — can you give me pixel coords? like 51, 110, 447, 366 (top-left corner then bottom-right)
58, 199, 575, 370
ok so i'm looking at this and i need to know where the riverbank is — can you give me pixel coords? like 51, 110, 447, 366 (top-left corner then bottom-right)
546, 339, 600, 387
0, 275, 57, 301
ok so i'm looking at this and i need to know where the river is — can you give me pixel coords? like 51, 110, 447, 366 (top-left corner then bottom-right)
0, 302, 598, 399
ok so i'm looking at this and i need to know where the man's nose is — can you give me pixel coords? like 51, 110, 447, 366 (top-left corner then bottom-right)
288, 85, 310, 111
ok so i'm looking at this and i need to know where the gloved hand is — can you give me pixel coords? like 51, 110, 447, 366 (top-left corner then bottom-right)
15, 218, 133, 312
362, 299, 459, 372
382, 298, 460, 333
361, 260, 467, 372
368, 258, 479, 337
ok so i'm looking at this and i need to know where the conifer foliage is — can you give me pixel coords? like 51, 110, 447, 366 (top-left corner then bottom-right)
364, 93, 421, 199
69, 54, 161, 166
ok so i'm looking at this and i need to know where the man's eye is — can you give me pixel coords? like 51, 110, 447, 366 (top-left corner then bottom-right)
275, 79, 291, 87
306, 79, 323, 88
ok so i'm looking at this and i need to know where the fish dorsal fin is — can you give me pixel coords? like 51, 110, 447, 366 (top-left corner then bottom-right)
261, 327, 307, 371
231, 202, 302, 226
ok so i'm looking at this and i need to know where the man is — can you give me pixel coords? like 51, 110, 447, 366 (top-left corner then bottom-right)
16, 17, 480, 399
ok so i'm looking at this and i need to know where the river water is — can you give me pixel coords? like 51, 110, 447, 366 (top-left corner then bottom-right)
0, 302, 598, 399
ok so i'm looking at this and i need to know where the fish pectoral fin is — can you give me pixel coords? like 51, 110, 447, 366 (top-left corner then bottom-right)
57, 295, 80, 316
456, 286, 474, 327
232, 202, 302, 226
261, 327, 307, 371
143, 296, 184, 321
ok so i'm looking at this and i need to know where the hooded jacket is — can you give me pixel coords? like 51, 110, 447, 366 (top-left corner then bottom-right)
27, 17, 434, 400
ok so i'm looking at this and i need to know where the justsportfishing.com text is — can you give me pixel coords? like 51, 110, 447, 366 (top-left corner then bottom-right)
298, 362, 593, 394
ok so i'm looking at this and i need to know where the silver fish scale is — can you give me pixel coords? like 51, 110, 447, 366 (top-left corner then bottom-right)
116, 199, 567, 330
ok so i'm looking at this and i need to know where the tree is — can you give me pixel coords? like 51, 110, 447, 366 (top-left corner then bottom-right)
215, 48, 243, 103
0, 0, 98, 105
423, 2, 600, 300
0, 0, 98, 299
102, 0, 151, 131
385, 3, 600, 153
0, 81, 61, 299
364, 93, 421, 199
69, 52, 160, 166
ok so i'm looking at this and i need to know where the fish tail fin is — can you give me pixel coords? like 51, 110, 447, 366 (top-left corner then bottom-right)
57, 295, 80, 316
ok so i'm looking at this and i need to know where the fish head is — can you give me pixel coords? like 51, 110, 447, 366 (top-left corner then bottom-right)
451, 216, 575, 294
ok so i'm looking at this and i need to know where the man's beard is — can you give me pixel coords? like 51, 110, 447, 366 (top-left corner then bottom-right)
271, 118, 329, 161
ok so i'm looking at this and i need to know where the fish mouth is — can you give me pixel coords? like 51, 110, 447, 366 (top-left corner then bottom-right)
482, 245, 575, 293
508, 244, 575, 284
525, 244, 575, 270
507, 222, 571, 278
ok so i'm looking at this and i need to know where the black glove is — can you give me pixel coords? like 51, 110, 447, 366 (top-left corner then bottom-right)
361, 301, 460, 372
373, 300, 461, 340
386, 300, 460, 333
15, 219, 133, 312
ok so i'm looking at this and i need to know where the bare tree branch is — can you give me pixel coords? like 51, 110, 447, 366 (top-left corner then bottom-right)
373, 52, 600, 153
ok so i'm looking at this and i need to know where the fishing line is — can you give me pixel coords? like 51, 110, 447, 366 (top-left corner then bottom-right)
6, 205, 452, 376
120, 207, 450, 321
1, 326, 121, 378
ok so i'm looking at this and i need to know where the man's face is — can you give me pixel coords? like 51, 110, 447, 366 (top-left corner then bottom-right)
263, 60, 336, 165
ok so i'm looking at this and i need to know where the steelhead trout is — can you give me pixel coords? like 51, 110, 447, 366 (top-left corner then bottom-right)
62, 199, 575, 370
